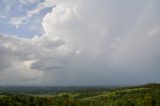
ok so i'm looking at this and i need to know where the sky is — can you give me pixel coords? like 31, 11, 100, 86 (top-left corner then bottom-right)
0, 0, 160, 86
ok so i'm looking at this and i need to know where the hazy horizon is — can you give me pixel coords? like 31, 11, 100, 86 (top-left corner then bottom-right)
0, 0, 160, 86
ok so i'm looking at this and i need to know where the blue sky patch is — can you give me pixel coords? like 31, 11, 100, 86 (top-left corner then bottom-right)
0, 0, 52, 38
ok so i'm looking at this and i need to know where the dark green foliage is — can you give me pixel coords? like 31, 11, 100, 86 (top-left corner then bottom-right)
0, 84, 160, 106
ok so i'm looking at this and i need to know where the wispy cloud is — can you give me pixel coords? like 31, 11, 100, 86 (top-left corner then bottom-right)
19, 0, 40, 5
9, 0, 55, 28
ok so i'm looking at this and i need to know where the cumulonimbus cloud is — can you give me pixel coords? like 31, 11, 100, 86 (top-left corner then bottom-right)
0, 0, 160, 85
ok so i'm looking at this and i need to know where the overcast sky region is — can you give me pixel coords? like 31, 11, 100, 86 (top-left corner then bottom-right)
0, 0, 160, 86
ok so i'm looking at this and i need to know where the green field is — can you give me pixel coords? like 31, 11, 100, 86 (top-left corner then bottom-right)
0, 83, 160, 106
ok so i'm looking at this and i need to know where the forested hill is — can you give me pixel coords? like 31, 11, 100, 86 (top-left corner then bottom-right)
0, 83, 160, 106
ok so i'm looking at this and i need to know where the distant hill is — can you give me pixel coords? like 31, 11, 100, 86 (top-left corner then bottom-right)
0, 83, 160, 106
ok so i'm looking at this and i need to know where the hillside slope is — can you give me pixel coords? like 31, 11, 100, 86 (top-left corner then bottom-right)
0, 83, 160, 106
77, 84, 160, 106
